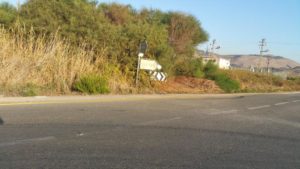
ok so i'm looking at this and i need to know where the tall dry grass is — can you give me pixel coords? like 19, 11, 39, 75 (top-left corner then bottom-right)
0, 27, 130, 96
222, 69, 300, 92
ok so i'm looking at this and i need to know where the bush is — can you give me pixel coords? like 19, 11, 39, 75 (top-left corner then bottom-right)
214, 73, 240, 93
272, 76, 284, 87
174, 59, 190, 76
190, 58, 204, 78
202, 62, 239, 92
193, 68, 205, 78
203, 61, 218, 79
174, 58, 204, 78
73, 74, 110, 94
19, 83, 39, 97
287, 77, 300, 85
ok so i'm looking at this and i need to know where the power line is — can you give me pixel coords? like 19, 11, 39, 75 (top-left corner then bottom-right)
208, 39, 220, 57
258, 38, 270, 73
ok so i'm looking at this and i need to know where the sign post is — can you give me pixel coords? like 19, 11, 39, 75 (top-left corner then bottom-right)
140, 59, 159, 71
136, 40, 148, 87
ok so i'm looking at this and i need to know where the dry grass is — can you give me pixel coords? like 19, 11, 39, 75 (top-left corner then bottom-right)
0, 27, 130, 96
222, 69, 300, 92
155, 76, 222, 94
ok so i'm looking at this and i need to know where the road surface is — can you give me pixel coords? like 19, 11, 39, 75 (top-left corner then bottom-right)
0, 93, 300, 169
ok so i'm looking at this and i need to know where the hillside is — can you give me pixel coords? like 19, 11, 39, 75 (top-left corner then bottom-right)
221, 55, 300, 69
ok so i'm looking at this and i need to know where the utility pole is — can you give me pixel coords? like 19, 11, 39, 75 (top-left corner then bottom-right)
266, 56, 271, 74
209, 39, 216, 57
209, 39, 220, 58
258, 38, 269, 72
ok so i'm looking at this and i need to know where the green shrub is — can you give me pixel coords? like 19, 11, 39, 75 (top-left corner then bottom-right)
214, 73, 240, 93
19, 83, 39, 97
73, 74, 110, 94
174, 60, 190, 76
190, 58, 204, 78
204, 61, 218, 79
287, 77, 300, 85
174, 58, 204, 78
202, 62, 239, 92
193, 68, 205, 78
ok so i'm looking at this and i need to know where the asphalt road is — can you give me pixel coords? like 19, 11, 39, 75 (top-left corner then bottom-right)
0, 93, 300, 169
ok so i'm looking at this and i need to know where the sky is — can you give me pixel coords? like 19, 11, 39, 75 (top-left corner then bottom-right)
2, 0, 300, 63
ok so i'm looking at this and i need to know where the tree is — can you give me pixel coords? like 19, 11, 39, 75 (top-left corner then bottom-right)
98, 3, 135, 25
19, 0, 107, 46
164, 12, 208, 56
0, 2, 17, 27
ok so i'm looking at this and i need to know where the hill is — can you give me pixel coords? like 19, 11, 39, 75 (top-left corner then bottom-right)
221, 55, 300, 69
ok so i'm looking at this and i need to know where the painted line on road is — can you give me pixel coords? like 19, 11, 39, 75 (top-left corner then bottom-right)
0, 95, 233, 107
247, 105, 270, 110
210, 109, 239, 115
0, 97, 151, 107
237, 115, 300, 129
0, 136, 55, 147
274, 102, 289, 106
34, 96, 48, 99
137, 117, 182, 126
292, 100, 300, 103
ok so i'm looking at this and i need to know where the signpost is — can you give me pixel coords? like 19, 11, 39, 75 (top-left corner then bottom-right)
136, 40, 148, 87
135, 40, 167, 87
140, 59, 162, 71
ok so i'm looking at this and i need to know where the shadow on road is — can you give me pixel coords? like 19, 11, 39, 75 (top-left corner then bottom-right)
0, 117, 4, 125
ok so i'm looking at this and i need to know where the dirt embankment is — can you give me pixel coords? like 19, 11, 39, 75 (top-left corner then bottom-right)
155, 76, 222, 94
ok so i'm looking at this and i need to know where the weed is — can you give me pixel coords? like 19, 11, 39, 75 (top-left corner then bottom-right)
73, 74, 110, 94
214, 73, 240, 93
19, 83, 39, 96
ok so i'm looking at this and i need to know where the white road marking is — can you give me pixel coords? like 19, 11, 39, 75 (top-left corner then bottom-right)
210, 109, 239, 115
76, 133, 85, 137
0, 136, 55, 147
34, 96, 47, 99
275, 102, 289, 106
247, 105, 270, 110
292, 100, 300, 103
137, 117, 182, 126
237, 115, 300, 129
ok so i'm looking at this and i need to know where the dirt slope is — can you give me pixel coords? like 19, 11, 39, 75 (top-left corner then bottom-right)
155, 76, 222, 94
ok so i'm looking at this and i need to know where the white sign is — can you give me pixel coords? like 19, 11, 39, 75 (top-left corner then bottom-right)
138, 53, 144, 57
140, 59, 158, 71
150, 71, 167, 81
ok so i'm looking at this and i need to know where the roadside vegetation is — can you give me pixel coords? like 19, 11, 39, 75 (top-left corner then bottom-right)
0, 0, 299, 96
223, 70, 300, 92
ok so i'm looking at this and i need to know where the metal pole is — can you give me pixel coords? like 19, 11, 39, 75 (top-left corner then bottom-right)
259, 39, 264, 72
136, 40, 147, 87
267, 57, 271, 75
135, 54, 141, 87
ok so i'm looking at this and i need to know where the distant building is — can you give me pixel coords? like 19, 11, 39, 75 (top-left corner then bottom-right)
202, 56, 231, 69
218, 58, 231, 69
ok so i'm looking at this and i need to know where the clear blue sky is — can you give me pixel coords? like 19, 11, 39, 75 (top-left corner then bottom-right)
3, 0, 300, 62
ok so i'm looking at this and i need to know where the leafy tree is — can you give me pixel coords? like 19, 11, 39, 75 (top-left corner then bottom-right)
98, 3, 135, 25
164, 12, 208, 56
0, 2, 17, 27
19, 0, 107, 46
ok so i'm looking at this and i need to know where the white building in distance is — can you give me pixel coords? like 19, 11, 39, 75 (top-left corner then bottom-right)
203, 56, 231, 69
